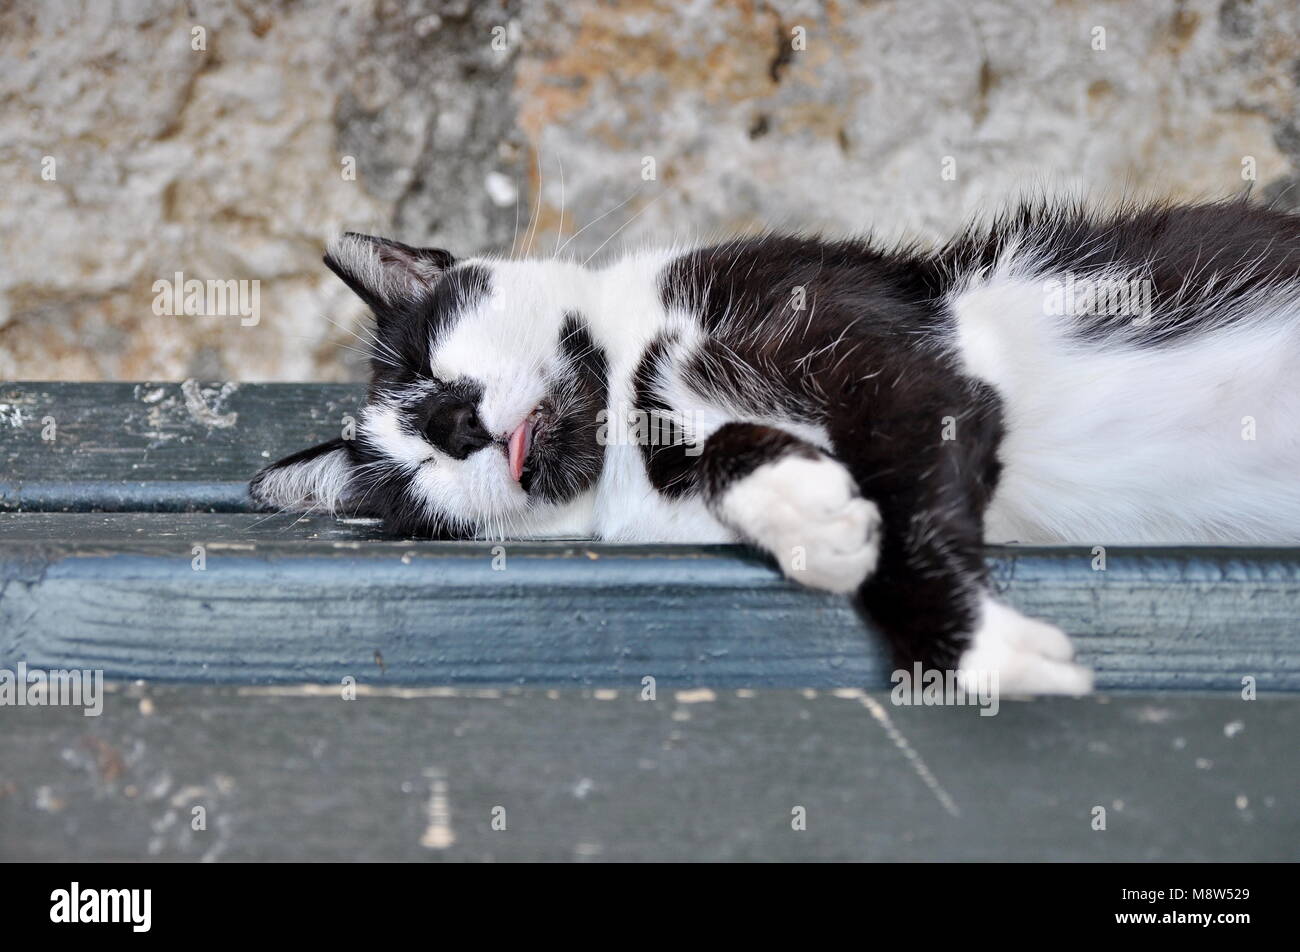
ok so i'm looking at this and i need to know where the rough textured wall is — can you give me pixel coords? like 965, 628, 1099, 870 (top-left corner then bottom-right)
1, 0, 1298, 381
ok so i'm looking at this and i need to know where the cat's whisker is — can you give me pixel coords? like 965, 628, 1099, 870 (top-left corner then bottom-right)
553, 151, 565, 257
508, 171, 523, 259
521, 147, 544, 259
558, 186, 645, 260
583, 191, 665, 267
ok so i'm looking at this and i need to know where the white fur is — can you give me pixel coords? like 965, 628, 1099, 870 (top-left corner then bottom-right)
958, 595, 1093, 695
717, 453, 881, 593
327, 234, 445, 302
429, 258, 590, 440
949, 260, 1300, 544
254, 445, 353, 514
585, 249, 732, 542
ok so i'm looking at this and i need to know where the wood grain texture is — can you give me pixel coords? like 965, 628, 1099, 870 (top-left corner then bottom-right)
0, 382, 363, 512
4, 383, 1293, 863
2, 383, 1298, 691
0, 686, 1292, 862
2, 513, 1298, 690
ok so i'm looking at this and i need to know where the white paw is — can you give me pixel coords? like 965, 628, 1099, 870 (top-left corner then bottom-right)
719, 452, 880, 593
957, 597, 1094, 695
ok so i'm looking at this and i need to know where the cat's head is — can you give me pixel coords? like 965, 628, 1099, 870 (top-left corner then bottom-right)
249, 233, 608, 537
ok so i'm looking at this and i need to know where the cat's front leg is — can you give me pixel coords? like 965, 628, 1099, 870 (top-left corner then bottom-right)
850, 479, 1094, 695
958, 596, 1094, 695
697, 423, 882, 593
693, 423, 1091, 694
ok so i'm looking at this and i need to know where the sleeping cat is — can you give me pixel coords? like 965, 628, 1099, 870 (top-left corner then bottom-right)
250, 198, 1300, 694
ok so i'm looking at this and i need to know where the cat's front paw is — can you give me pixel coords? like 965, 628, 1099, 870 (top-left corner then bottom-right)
719, 452, 880, 593
958, 597, 1094, 695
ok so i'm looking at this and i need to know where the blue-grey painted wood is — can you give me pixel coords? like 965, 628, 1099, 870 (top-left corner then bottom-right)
0, 382, 362, 512
5, 384, 1292, 865
2, 513, 1296, 690
2, 686, 1294, 861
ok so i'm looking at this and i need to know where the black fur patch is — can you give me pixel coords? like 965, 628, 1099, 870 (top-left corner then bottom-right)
523, 312, 608, 503
657, 233, 1005, 668
925, 197, 1300, 345
632, 334, 697, 497
368, 264, 492, 392
697, 424, 820, 500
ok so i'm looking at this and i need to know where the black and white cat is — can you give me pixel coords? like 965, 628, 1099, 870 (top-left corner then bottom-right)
250, 198, 1300, 694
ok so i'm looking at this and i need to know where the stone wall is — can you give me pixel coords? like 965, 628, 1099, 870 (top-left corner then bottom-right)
2, 0, 1297, 381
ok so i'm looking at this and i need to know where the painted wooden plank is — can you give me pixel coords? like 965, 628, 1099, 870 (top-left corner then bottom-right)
0, 382, 362, 512
2, 513, 1297, 690
0, 686, 1292, 861
3, 382, 1297, 691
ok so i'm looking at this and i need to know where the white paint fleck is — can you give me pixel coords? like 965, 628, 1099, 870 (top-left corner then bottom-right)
1223, 720, 1245, 738
180, 379, 238, 428
674, 688, 715, 703
419, 768, 455, 850
169, 784, 207, 808
0, 403, 27, 428
1135, 706, 1173, 723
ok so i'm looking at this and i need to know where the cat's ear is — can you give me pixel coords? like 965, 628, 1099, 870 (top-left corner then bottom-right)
249, 438, 359, 515
324, 232, 454, 313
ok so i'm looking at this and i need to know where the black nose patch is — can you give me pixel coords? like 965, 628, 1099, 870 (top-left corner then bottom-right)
418, 383, 493, 459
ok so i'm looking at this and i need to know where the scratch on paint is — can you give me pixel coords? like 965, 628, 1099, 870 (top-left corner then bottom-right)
419, 768, 455, 850
835, 688, 961, 818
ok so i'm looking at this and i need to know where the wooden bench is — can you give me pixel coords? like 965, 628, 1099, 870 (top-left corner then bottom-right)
1, 381, 1296, 860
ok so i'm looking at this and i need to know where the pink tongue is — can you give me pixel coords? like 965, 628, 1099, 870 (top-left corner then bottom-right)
507, 419, 532, 483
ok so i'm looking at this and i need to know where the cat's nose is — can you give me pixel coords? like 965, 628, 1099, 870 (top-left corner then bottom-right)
426, 402, 493, 459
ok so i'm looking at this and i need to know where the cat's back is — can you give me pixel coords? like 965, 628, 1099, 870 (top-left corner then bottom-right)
942, 199, 1300, 543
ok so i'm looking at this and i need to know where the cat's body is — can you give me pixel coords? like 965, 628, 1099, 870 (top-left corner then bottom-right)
251, 198, 1300, 694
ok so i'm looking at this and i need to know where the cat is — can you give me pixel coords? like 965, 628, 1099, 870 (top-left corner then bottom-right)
250, 197, 1300, 694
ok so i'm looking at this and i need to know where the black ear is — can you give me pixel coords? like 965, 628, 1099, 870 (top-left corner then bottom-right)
324, 232, 455, 313
249, 438, 362, 515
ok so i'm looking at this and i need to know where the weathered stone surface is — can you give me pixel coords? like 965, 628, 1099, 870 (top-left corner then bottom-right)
1, 0, 1297, 381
